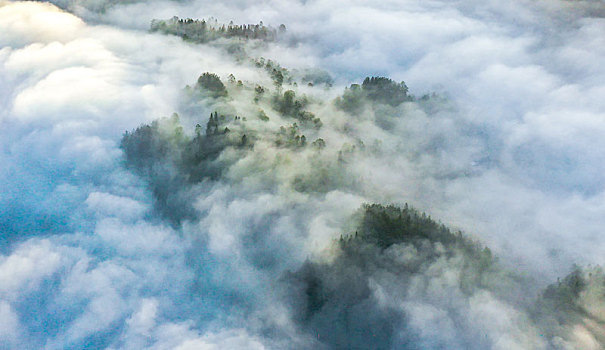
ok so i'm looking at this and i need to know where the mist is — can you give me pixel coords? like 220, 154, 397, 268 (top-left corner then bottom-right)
1, 0, 605, 349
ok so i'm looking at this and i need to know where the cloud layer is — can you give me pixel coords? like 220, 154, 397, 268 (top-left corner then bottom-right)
2, 0, 605, 348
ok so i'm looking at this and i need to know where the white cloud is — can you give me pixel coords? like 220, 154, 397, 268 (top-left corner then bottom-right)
0, 300, 20, 346
0, 239, 67, 300
86, 192, 148, 220
0, 1, 84, 47
2, 0, 605, 348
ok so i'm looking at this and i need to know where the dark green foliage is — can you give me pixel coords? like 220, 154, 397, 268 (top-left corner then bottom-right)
122, 111, 251, 182
288, 202, 604, 349
533, 267, 591, 328
120, 114, 194, 223
272, 90, 299, 116
339, 204, 497, 285
285, 257, 397, 350
303, 271, 326, 316
150, 17, 282, 43
253, 85, 265, 103
355, 204, 477, 251
272, 90, 321, 127
361, 77, 410, 106
530, 266, 605, 346
254, 85, 265, 94
334, 84, 365, 114
335, 77, 412, 113
257, 109, 269, 121
252, 58, 292, 88
272, 69, 284, 89
196, 72, 228, 98
543, 267, 586, 308
121, 122, 169, 171
300, 68, 334, 87
284, 204, 501, 349
121, 111, 254, 223
298, 110, 319, 125
311, 138, 326, 149
279, 90, 298, 115
174, 113, 232, 181
204, 111, 231, 136
275, 123, 307, 148
120, 113, 185, 173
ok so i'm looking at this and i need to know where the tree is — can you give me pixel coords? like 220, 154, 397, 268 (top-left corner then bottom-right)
361, 76, 410, 106
206, 112, 219, 135
272, 69, 284, 89
197, 72, 228, 98
335, 84, 364, 113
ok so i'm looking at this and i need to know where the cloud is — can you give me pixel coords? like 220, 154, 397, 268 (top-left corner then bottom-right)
0, 239, 67, 300
86, 192, 148, 220
0, 300, 20, 348
0, 1, 84, 47
1, 0, 605, 348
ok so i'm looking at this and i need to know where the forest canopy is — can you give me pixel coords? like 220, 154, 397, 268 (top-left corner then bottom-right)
151, 16, 285, 43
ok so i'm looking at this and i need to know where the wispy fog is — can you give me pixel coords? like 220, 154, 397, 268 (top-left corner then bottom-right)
1, 0, 605, 348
